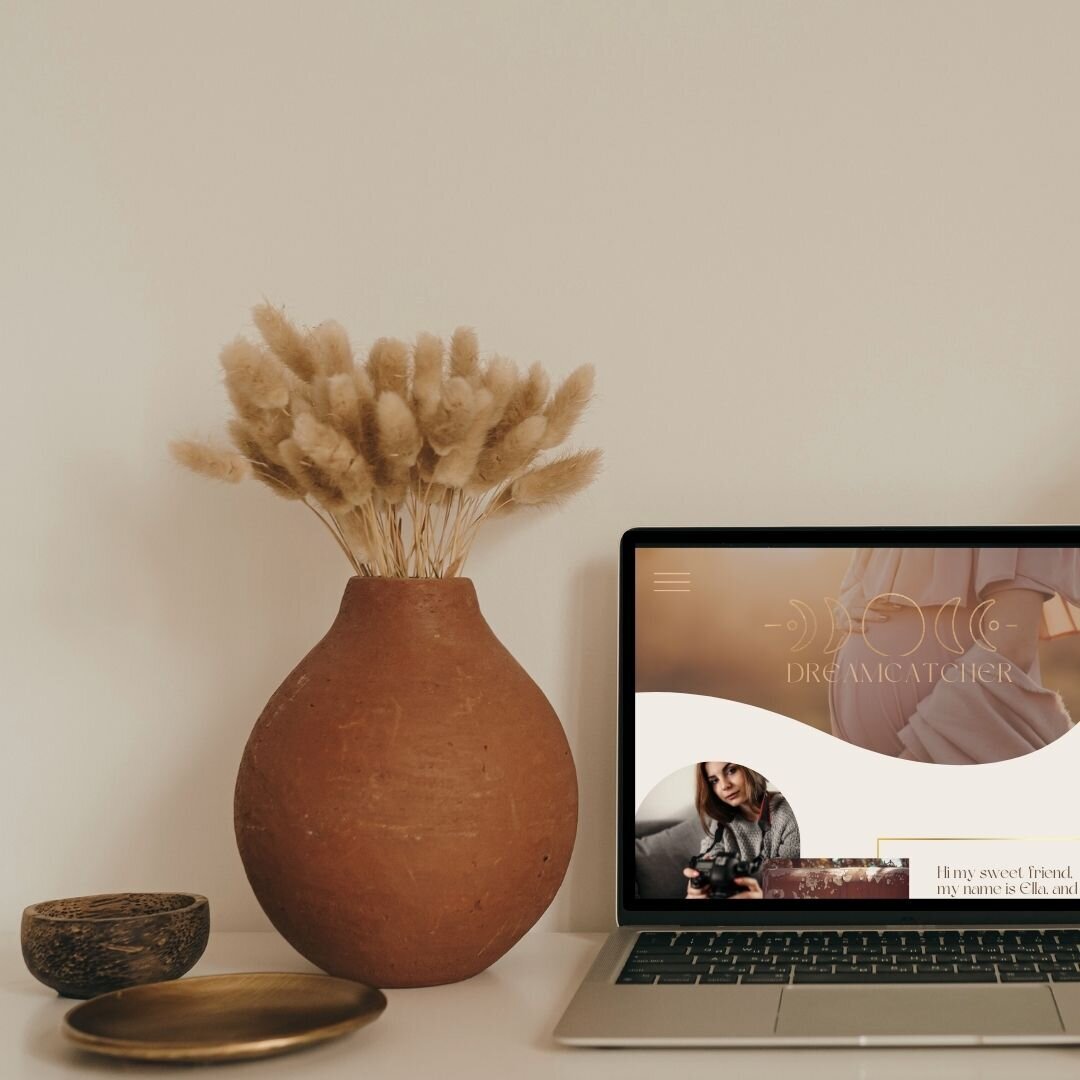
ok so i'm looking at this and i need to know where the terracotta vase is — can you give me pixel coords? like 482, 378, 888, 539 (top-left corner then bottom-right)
234, 577, 577, 988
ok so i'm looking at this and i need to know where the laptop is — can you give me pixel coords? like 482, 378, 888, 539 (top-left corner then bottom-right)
555, 526, 1080, 1046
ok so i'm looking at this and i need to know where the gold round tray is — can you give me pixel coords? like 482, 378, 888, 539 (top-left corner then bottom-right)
63, 972, 387, 1063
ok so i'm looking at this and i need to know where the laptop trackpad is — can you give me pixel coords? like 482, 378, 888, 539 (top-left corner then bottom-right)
777, 986, 1062, 1037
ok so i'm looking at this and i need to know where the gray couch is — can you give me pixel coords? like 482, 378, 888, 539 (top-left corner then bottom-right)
634, 816, 709, 899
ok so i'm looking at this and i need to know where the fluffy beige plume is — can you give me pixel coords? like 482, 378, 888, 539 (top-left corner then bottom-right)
311, 320, 354, 376
367, 338, 410, 396
326, 373, 362, 437
227, 420, 301, 499
375, 391, 423, 503
503, 448, 603, 510
424, 376, 476, 454
500, 361, 550, 433
174, 310, 599, 577
310, 376, 332, 421
353, 367, 375, 404
432, 388, 495, 487
293, 413, 353, 475
220, 337, 291, 419
540, 364, 595, 450
170, 439, 250, 483
412, 332, 444, 414
288, 385, 314, 418
292, 414, 375, 506
473, 415, 547, 487
481, 356, 517, 428
252, 303, 317, 381
277, 436, 351, 512
449, 327, 479, 381
233, 408, 291, 460
376, 392, 423, 465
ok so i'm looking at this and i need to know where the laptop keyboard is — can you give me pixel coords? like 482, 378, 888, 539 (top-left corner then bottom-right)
618, 929, 1080, 984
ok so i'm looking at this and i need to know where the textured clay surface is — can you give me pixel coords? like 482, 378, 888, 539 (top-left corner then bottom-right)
235, 578, 578, 988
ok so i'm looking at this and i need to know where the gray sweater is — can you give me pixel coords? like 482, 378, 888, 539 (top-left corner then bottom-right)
698, 792, 800, 862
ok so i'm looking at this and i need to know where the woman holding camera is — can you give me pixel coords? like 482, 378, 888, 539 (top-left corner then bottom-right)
683, 762, 800, 899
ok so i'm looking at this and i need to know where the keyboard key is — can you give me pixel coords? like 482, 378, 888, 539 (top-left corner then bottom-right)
617, 973, 656, 984
1001, 972, 1048, 982
625, 963, 701, 975
796, 970, 989, 984
657, 974, 698, 984
700, 973, 739, 984
626, 958, 697, 969
743, 973, 789, 983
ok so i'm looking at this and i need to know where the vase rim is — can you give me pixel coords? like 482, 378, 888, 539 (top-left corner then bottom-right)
344, 575, 475, 584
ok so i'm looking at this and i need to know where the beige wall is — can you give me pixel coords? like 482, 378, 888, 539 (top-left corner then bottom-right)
3, 1, 1079, 933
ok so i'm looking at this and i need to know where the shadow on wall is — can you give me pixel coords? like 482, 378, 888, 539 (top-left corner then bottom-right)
560, 556, 619, 933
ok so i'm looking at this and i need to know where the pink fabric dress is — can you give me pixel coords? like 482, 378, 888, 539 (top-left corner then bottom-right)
828, 548, 1080, 764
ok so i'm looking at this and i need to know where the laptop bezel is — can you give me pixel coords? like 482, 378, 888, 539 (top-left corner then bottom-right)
618, 524, 1080, 927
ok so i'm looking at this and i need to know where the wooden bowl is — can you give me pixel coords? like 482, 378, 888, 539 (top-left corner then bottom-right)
21, 893, 209, 999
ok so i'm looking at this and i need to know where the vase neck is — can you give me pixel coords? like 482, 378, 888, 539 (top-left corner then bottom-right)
332, 577, 484, 639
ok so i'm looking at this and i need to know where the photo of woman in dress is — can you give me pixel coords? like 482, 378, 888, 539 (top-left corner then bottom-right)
829, 548, 1080, 764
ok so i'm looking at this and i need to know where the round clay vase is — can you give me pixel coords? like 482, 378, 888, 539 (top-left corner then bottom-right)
234, 577, 577, 988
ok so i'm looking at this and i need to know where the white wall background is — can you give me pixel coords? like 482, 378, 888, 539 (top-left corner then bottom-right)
3, 1, 1079, 934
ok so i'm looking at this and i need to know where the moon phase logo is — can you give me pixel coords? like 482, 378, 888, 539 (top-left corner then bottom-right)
823, 597, 852, 655
970, 597, 1000, 651
933, 597, 966, 655
786, 599, 817, 651
861, 592, 925, 657
769, 593, 1005, 657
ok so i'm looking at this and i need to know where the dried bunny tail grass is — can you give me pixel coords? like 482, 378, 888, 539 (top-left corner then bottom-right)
227, 420, 302, 499
170, 439, 250, 483
412, 332, 444, 414
233, 409, 292, 460
473, 415, 547, 487
449, 326, 479, 382
338, 509, 375, 560
481, 356, 517, 428
366, 337, 410, 396
375, 391, 423, 503
252, 302, 317, 381
292, 414, 375, 506
432, 388, 495, 487
326, 372, 362, 438
310, 320, 354, 376
292, 413, 353, 475
288, 384, 314, 418
540, 364, 594, 450
219, 337, 291, 418
375, 392, 423, 466
277, 436, 351, 513
499, 361, 549, 434
423, 375, 475, 454
416, 443, 440, 482
309, 375, 332, 421
500, 448, 603, 511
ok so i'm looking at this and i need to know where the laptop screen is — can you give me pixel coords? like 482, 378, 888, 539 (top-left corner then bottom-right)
622, 529, 1080, 917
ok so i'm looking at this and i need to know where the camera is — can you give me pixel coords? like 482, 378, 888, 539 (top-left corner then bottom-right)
686, 850, 764, 898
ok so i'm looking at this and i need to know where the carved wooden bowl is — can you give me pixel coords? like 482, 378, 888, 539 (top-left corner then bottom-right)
21, 893, 209, 999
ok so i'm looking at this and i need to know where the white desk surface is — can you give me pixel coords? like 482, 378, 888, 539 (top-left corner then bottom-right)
5, 930, 1080, 1077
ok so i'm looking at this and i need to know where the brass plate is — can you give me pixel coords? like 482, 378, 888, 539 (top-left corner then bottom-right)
63, 972, 387, 1063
